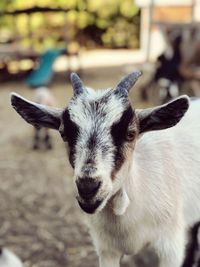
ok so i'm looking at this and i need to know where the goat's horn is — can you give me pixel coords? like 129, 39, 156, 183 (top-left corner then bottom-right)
115, 71, 142, 94
70, 73, 84, 96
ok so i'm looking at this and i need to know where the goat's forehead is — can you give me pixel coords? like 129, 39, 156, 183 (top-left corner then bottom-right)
67, 87, 130, 127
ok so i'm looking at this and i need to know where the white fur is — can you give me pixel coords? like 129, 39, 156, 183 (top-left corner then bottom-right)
86, 99, 200, 267
34, 87, 56, 106
0, 248, 23, 267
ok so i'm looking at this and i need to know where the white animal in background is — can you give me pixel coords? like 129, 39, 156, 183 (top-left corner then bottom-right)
32, 87, 56, 150
10, 72, 200, 267
0, 248, 23, 267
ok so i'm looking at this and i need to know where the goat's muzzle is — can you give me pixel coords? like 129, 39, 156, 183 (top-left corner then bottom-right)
76, 177, 102, 214
76, 177, 101, 200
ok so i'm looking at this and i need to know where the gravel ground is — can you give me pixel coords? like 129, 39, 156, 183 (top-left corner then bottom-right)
0, 66, 157, 267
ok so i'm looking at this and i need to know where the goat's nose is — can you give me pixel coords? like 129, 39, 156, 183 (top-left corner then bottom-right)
76, 178, 101, 200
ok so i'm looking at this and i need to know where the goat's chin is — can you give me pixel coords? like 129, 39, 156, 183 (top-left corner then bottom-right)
76, 195, 109, 214
77, 199, 102, 214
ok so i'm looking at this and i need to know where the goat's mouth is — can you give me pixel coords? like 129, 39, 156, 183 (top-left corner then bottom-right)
77, 197, 103, 214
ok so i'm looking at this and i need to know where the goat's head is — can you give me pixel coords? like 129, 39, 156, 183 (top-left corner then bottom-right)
10, 72, 189, 214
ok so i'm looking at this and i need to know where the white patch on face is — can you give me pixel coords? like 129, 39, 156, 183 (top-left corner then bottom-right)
69, 88, 128, 128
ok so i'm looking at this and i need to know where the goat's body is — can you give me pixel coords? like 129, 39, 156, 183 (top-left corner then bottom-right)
88, 100, 200, 266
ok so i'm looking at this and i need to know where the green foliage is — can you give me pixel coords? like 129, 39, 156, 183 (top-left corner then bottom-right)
0, 0, 140, 50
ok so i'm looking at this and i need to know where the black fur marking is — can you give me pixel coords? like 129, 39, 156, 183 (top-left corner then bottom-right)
86, 158, 95, 164
86, 132, 98, 164
11, 95, 60, 129
111, 106, 134, 146
62, 109, 79, 167
139, 97, 189, 133
182, 222, 200, 267
111, 106, 135, 173
88, 132, 97, 150
0, 247, 2, 255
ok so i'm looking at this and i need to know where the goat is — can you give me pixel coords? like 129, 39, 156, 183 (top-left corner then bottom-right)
10, 72, 200, 267
32, 87, 56, 150
0, 248, 23, 267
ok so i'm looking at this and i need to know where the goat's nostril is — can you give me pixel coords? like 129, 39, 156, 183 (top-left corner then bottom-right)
76, 178, 101, 200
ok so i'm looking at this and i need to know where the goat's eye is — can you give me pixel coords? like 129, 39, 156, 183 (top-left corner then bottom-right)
111, 106, 135, 145
126, 130, 136, 141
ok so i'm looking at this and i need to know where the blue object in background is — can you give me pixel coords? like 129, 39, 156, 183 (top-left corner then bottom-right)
26, 48, 66, 88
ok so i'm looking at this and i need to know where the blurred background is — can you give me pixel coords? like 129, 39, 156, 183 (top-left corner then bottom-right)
0, 0, 200, 266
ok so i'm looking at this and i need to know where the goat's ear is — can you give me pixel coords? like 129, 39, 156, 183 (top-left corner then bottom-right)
10, 93, 63, 130
137, 96, 190, 134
